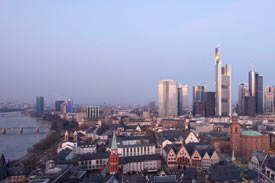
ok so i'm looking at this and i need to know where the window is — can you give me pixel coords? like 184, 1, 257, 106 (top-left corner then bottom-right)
235, 127, 238, 133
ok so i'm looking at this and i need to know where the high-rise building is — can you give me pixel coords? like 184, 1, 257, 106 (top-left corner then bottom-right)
204, 92, 216, 117
255, 72, 263, 114
248, 68, 263, 114
148, 101, 157, 113
36, 96, 44, 113
158, 80, 178, 117
177, 83, 188, 116
55, 100, 64, 112
215, 46, 222, 116
265, 87, 275, 113
87, 106, 100, 119
238, 83, 249, 114
242, 96, 255, 117
65, 98, 73, 113
193, 85, 206, 116
215, 45, 232, 116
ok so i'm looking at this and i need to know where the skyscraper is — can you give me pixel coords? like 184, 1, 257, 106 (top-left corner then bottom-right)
248, 68, 263, 114
65, 98, 73, 113
238, 83, 249, 106
193, 85, 206, 116
255, 72, 263, 114
238, 83, 249, 114
55, 100, 64, 112
215, 45, 232, 116
177, 83, 188, 116
204, 92, 216, 117
36, 96, 44, 113
158, 80, 178, 117
215, 46, 222, 116
265, 87, 275, 113
221, 64, 232, 116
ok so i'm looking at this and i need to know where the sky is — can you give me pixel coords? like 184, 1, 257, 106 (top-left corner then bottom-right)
0, 0, 275, 105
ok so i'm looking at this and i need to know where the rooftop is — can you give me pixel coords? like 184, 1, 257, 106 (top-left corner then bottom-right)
241, 130, 262, 136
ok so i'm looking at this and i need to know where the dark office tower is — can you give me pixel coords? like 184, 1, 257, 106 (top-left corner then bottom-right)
193, 85, 206, 116
36, 96, 44, 113
55, 100, 64, 112
148, 101, 157, 113
204, 92, 216, 117
255, 73, 263, 114
242, 96, 255, 117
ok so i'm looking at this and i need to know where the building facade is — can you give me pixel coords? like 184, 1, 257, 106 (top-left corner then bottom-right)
230, 113, 270, 157
204, 92, 216, 117
265, 87, 275, 113
36, 96, 44, 113
215, 46, 232, 116
158, 80, 178, 117
193, 85, 206, 116
87, 106, 100, 119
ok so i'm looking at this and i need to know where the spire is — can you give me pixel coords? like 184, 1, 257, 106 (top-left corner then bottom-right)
251, 62, 254, 71
215, 44, 220, 63
111, 131, 118, 149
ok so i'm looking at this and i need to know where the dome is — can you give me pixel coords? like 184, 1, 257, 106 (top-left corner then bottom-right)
232, 112, 238, 117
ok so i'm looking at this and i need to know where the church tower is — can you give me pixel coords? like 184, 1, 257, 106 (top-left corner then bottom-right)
109, 131, 119, 175
230, 113, 241, 157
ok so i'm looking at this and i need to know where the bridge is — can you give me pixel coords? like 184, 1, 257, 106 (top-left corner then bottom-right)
1, 126, 50, 134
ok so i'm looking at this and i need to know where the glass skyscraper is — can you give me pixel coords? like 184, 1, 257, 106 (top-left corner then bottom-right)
36, 96, 44, 113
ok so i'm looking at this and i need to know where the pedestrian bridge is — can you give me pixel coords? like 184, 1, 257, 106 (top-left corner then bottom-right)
0, 126, 50, 134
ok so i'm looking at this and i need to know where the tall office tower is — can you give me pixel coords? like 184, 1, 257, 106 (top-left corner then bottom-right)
204, 92, 216, 117
238, 83, 249, 114
265, 87, 274, 113
215, 46, 222, 116
249, 69, 256, 97
238, 83, 249, 106
221, 64, 232, 116
242, 96, 255, 117
65, 98, 73, 113
215, 45, 232, 116
158, 80, 178, 117
36, 96, 44, 113
193, 85, 206, 116
87, 106, 100, 119
249, 68, 263, 114
182, 84, 188, 109
177, 83, 188, 116
255, 72, 263, 114
55, 100, 64, 112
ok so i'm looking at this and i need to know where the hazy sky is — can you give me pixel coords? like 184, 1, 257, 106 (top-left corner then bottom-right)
0, 0, 275, 105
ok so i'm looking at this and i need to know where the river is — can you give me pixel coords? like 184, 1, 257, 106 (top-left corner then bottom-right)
0, 112, 50, 161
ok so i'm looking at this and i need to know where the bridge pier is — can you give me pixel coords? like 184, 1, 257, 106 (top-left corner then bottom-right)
36, 127, 39, 134
20, 128, 23, 134
2, 128, 6, 135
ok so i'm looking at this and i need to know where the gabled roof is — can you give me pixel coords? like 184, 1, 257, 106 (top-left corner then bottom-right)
186, 142, 216, 158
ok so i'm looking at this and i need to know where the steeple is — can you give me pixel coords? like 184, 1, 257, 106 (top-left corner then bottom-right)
111, 131, 117, 149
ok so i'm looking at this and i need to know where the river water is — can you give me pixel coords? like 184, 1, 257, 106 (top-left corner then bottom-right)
0, 112, 50, 161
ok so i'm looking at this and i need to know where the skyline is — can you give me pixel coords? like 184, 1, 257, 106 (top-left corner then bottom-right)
1, 1, 275, 105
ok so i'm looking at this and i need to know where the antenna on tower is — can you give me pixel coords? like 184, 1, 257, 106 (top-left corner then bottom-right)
251, 62, 254, 71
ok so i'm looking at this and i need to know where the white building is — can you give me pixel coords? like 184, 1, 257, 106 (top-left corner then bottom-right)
159, 80, 178, 117
117, 143, 156, 157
